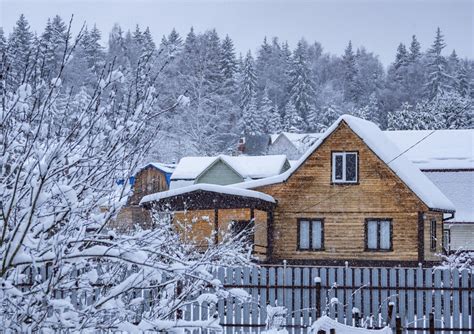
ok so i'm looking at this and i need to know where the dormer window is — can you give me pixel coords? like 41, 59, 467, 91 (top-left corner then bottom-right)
332, 152, 358, 183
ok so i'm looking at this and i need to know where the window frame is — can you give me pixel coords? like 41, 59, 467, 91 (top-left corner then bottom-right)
430, 219, 437, 251
443, 229, 451, 253
364, 218, 393, 252
297, 218, 325, 251
331, 151, 359, 184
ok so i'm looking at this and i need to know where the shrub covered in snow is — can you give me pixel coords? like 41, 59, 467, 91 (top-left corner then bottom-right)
438, 249, 474, 270
0, 20, 252, 332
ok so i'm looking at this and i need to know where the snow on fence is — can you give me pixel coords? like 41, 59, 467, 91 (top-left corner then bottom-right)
8, 265, 474, 333
188, 266, 474, 333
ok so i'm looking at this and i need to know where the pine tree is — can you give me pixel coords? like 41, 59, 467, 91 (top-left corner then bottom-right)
455, 62, 470, 97
283, 100, 304, 132
316, 104, 341, 132
82, 24, 105, 74
288, 39, 315, 126
7, 14, 34, 86
426, 27, 450, 99
161, 28, 182, 58
239, 51, 257, 110
354, 92, 379, 123
142, 27, 156, 56
268, 103, 283, 133
220, 35, 237, 82
394, 43, 408, 69
342, 41, 359, 104
259, 88, 274, 133
243, 94, 264, 135
408, 35, 421, 62
0, 28, 6, 56
387, 102, 416, 130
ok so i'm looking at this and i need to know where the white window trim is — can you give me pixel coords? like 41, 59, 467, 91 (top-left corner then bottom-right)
332, 152, 358, 183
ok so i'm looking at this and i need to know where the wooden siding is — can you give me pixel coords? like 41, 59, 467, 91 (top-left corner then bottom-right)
448, 223, 474, 250
196, 160, 244, 185
256, 121, 440, 264
129, 167, 169, 205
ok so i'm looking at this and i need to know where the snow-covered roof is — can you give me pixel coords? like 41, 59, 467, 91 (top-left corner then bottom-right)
170, 155, 289, 180
234, 115, 455, 212
140, 183, 276, 205
271, 132, 321, 152
424, 171, 474, 223
386, 129, 474, 170
137, 162, 176, 174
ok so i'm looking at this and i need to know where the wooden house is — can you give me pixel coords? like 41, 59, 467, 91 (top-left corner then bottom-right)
170, 155, 291, 189
112, 162, 175, 230
141, 116, 456, 266
267, 129, 474, 253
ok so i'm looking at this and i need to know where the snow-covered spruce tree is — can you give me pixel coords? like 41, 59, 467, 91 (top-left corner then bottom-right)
283, 99, 304, 132
242, 94, 265, 136
0, 22, 252, 332
342, 41, 360, 104
425, 27, 451, 100
288, 39, 315, 128
239, 50, 257, 111
5, 14, 34, 90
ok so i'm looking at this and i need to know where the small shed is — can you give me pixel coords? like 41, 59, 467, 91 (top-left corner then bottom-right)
140, 184, 277, 261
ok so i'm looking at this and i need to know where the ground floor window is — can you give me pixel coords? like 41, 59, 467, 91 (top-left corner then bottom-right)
365, 219, 392, 251
430, 219, 437, 251
298, 219, 324, 250
443, 229, 451, 253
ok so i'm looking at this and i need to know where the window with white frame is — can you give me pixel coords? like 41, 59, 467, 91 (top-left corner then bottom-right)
298, 219, 324, 250
365, 219, 392, 251
332, 152, 358, 183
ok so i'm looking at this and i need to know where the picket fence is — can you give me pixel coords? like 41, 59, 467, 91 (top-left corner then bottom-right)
7, 265, 474, 333
183, 265, 474, 334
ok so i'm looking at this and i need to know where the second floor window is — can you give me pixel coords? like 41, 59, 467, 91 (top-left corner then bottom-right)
332, 152, 358, 183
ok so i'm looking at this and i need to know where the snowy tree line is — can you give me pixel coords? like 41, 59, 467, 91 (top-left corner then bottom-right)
1, 15, 473, 162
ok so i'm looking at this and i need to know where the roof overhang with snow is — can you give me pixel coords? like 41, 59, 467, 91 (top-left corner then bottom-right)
234, 115, 455, 213
140, 184, 277, 212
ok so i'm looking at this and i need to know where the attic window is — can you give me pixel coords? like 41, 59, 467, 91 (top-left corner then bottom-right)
332, 152, 358, 183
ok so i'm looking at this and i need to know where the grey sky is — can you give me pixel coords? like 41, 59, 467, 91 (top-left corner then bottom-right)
1, 0, 472, 65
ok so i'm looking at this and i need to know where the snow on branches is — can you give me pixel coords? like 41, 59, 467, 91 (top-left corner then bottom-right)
0, 19, 252, 332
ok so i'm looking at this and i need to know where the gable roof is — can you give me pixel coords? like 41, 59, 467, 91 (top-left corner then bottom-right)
171, 155, 289, 181
271, 132, 321, 152
385, 129, 474, 170
234, 115, 455, 212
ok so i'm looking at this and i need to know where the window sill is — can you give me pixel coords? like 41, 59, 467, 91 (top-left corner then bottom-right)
297, 248, 325, 252
331, 181, 359, 185
364, 248, 393, 252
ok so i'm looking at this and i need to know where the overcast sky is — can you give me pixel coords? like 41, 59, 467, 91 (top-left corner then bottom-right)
1, 0, 472, 66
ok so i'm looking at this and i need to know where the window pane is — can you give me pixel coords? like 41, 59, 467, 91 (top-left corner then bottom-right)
299, 221, 310, 249
367, 221, 378, 249
334, 155, 343, 180
346, 153, 357, 181
380, 221, 391, 249
312, 221, 322, 249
